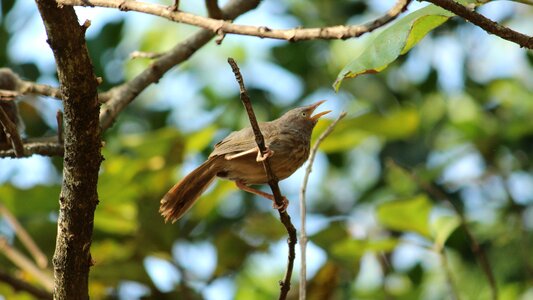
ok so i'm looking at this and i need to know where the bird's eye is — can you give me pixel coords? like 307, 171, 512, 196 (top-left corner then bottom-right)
301, 112, 307, 117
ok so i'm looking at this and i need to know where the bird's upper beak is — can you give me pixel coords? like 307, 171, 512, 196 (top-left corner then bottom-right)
307, 100, 331, 121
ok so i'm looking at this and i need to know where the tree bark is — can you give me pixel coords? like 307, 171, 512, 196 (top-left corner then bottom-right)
35, 1, 101, 299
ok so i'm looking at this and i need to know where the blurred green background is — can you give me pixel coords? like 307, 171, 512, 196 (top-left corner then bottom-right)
1, 0, 532, 299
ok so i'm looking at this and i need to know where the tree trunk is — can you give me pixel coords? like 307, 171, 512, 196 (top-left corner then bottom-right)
35, 1, 101, 299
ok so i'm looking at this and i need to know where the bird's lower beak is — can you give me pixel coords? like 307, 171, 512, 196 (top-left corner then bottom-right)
309, 100, 331, 121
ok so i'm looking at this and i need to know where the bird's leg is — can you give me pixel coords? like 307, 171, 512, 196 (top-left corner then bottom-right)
225, 147, 258, 160
236, 180, 289, 211
225, 146, 274, 162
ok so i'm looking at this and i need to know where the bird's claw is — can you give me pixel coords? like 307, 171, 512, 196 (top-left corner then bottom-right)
256, 147, 274, 162
272, 196, 289, 212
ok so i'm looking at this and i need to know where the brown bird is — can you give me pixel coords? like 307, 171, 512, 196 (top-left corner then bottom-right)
160, 100, 331, 223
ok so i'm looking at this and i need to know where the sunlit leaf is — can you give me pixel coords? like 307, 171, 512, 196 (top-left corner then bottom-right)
310, 222, 350, 251
240, 212, 286, 241
191, 180, 235, 220
431, 215, 460, 249
184, 125, 217, 153
331, 238, 399, 265
0, 184, 60, 216
385, 159, 418, 197
334, 5, 454, 90
214, 231, 254, 276
118, 127, 183, 159
94, 201, 137, 235
376, 194, 432, 237
91, 239, 136, 264
314, 108, 420, 152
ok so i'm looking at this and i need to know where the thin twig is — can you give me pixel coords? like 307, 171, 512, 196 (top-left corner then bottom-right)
427, 0, 532, 48
227, 58, 297, 300
0, 269, 53, 300
0, 140, 64, 158
298, 111, 346, 300
0, 73, 113, 102
0, 106, 25, 157
58, 0, 412, 42
129, 50, 164, 60
439, 248, 460, 300
98, 0, 261, 130
18, 81, 63, 100
0, 237, 53, 291
0, 204, 48, 269
390, 160, 498, 300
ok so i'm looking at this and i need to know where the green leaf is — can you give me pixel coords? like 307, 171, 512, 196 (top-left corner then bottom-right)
184, 125, 217, 153
0, 185, 60, 217
385, 159, 418, 197
331, 238, 399, 265
310, 222, 350, 251
376, 194, 432, 237
314, 108, 420, 152
334, 5, 454, 90
431, 215, 460, 250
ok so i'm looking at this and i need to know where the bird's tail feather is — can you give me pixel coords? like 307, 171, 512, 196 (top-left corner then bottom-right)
160, 157, 220, 223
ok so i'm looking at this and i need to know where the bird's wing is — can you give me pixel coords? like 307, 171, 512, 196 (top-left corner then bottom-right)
209, 122, 276, 158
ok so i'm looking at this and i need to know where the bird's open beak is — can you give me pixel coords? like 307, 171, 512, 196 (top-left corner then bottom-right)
308, 100, 331, 121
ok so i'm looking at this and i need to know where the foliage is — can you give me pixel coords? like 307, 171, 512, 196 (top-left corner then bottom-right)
1, 0, 533, 299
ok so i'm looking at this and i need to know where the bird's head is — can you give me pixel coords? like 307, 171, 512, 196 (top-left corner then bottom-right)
278, 100, 331, 135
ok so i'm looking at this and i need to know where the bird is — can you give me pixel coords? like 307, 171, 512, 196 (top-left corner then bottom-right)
159, 100, 331, 223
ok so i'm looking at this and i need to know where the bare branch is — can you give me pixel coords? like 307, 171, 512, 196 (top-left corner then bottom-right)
18, 81, 63, 100
129, 50, 164, 60
99, 0, 260, 130
0, 70, 114, 102
0, 134, 64, 158
0, 237, 54, 291
427, 0, 532, 49
0, 204, 48, 269
227, 58, 297, 300
299, 111, 346, 300
0, 269, 53, 300
58, 0, 412, 41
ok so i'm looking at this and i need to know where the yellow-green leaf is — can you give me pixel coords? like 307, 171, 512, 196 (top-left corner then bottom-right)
377, 194, 433, 237
334, 5, 454, 90
431, 215, 460, 250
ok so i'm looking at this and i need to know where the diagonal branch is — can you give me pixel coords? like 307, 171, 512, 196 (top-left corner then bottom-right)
391, 160, 498, 300
99, 0, 260, 130
0, 269, 53, 300
298, 111, 346, 300
427, 0, 532, 49
0, 237, 54, 291
0, 204, 48, 269
58, 0, 412, 41
227, 58, 297, 300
